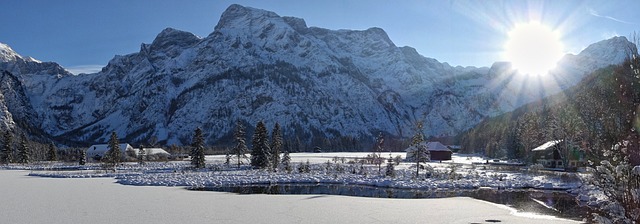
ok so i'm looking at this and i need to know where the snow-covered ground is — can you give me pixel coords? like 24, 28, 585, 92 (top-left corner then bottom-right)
0, 170, 579, 224
204, 152, 483, 164
23, 153, 581, 190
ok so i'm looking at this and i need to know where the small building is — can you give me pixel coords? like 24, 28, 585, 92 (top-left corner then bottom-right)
532, 140, 585, 169
425, 142, 453, 161
87, 144, 134, 161
86, 144, 170, 161
405, 141, 453, 161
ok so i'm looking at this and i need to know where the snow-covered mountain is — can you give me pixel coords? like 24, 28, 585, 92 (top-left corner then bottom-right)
0, 4, 636, 146
0, 43, 74, 134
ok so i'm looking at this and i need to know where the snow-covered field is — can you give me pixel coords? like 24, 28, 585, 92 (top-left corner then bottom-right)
204, 152, 483, 164
23, 152, 581, 190
0, 170, 579, 224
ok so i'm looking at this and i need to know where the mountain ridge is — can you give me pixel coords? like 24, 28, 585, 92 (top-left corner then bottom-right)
0, 4, 636, 148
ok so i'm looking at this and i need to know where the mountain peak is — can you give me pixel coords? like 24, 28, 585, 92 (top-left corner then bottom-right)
214, 4, 281, 32
150, 28, 200, 51
0, 42, 21, 62
577, 36, 637, 63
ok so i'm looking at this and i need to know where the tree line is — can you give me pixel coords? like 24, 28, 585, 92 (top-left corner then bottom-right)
0, 130, 60, 164
189, 120, 289, 170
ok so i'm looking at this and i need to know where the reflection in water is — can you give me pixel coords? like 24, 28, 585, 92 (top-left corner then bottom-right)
190, 184, 586, 221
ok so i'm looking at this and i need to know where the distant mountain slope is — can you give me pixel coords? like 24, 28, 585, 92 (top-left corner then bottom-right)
0, 4, 636, 147
458, 59, 639, 160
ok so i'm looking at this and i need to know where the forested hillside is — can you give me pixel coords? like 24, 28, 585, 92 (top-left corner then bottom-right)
459, 56, 640, 164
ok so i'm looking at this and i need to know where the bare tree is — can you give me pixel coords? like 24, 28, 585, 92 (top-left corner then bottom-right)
548, 107, 587, 169
583, 34, 640, 223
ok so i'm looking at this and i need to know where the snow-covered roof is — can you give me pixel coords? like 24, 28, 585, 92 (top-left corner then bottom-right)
532, 140, 563, 151
426, 142, 451, 151
87, 144, 170, 157
139, 148, 170, 156
86, 144, 134, 159
87, 144, 133, 154
405, 142, 451, 152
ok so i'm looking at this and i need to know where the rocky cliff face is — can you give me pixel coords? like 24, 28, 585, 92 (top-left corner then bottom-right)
0, 4, 635, 146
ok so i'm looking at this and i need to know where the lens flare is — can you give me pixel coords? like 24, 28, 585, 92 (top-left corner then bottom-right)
504, 22, 564, 76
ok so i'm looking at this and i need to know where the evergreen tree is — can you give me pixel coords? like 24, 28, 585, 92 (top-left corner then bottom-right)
374, 132, 385, 174
270, 122, 283, 171
410, 121, 429, 178
224, 149, 231, 166
104, 131, 121, 168
47, 143, 58, 161
516, 112, 541, 163
1, 131, 13, 164
251, 121, 271, 169
385, 155, 395, 177
281, 150, 291, 173
137, 144, 145, 165
17, 134, 30, 164
190, 127, 206, 169
79, 149, 86, 165
232, 121, 249, 169
297, 160, 310, 173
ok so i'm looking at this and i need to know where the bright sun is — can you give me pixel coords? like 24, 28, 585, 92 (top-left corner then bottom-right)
504, 22, 564, 76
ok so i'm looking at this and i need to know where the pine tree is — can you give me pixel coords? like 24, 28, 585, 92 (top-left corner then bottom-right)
297, 160, 310, 173
1, 131, 13, 164
374, 132, 385, 174
224, 149, 231, 166
17, 134, 30, 164
47, 143, 58, 161
271, 122, 283, 171
251, 121, 271, 169
281, 150, 291, 173
410, 121, 429, 178
137, 144, 145, 165
385, 155, 395, 177
79, 149, 86, 165
232, 121, 249, 169
517, 112, 540, 163
190, 127, 205, 169
104, 131, 121, 168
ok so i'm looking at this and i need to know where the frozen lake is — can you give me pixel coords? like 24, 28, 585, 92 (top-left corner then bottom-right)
0, 170, 580, 224
194, 183, 586, 221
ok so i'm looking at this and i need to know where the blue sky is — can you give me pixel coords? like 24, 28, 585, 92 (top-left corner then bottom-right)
1, 0, 638, 74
